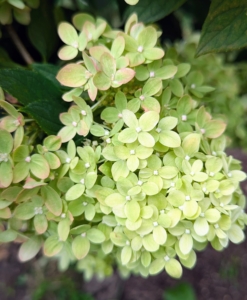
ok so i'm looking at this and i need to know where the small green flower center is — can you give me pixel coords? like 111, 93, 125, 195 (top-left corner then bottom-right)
130, 149, 135, 155
136, 127, 142, 133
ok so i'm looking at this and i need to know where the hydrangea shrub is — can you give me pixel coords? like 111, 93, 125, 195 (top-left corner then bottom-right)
0, 13, 247, 280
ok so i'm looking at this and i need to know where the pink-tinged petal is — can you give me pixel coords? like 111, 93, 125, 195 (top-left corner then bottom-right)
56, 64, 87, 87
204, 120, 226, 139
93, 71, 111, 90
87, 79, 98, 101
126, 52, 145, 67
112, 68, 135, 87
100, 52, 116, 78
58, 45, 78, 60
89, 45, 110, 62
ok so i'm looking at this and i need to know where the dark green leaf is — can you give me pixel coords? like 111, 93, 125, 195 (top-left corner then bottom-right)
31, 63, 63, 90
0, 68, 61, 106
163, 282, 196, 300
124, 0, 187, 23
196, 0, 247, 56
0, 48, 22, 68
28, 0, 59, 60
22, 100, 65, 135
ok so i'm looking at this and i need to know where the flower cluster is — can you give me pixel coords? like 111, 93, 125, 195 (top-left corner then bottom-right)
165, 33, 247, 150
0, 13, 246, 281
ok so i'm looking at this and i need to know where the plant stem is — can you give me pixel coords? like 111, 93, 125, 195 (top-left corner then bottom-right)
6, 25, 34, 65
91, 94, 108, 112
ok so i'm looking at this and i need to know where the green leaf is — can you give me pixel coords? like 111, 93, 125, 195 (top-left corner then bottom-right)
0, 68, 67, 135
23, 100, 66, 135
164, 282, 196, 300
31, 63, 62, 89
125, 0, 187, 23
18, 236, 42, 262
28, 0, 59, 60
196, 0, 247, 57
0, 68, 62, 106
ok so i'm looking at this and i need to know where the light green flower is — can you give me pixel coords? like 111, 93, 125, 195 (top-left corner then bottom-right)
121, 25, 164, 67
118, 109, 159, 147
